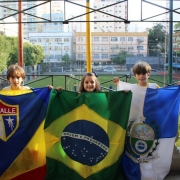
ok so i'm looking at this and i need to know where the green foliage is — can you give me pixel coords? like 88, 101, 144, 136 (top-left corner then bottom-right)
62, 53, 71, 66
0, 36, 18, 72
148, 23, 166, 56
0, 35, 45, 73
174, 22, 180, 31
111, 50, 129, 65
174, 22, 180, 56
24, 43, 45, 66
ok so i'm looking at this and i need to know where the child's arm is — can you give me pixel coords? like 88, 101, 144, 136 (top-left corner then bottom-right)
47, 85, 54, 89
113, 77, 130, 93
113, 77, 120, 86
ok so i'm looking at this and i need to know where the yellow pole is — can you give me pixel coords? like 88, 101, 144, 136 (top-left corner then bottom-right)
86, 0, 92, 72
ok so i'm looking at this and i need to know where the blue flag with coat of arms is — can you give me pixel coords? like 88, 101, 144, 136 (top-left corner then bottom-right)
117, 82, 180, 180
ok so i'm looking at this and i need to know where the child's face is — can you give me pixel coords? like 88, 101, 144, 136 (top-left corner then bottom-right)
135, 73, 150, 87
84, 76, 96, 92
8, 72, 24, 90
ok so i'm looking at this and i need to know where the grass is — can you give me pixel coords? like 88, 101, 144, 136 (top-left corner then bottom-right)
25, 73, 180, 147
25, 74, 169, 90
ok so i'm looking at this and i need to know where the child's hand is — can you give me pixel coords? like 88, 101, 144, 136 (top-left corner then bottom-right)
113, 77, 120, 86
124, 90, 130, 93
56, 86, 63, 91
47, 85, 54, 89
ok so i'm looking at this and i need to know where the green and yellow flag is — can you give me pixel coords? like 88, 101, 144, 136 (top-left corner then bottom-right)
45, 90, 132, 180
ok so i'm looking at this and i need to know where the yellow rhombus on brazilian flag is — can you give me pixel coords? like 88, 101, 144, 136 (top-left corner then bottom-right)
44, 90, 132, 180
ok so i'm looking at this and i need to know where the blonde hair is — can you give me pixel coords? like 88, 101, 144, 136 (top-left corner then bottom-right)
78, 72, 101, 92
7, 64, 25, 80
132, 61, 151, 75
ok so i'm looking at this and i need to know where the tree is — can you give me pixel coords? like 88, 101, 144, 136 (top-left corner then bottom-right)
148, 23, 166, 56
174, 22, 180, 56
24, 43, 45, 66
0, 36, 18, 72
174, 22, 180, 31
111, 50, 129, 65
62, 53, 71, 67
8, 42, 45, 66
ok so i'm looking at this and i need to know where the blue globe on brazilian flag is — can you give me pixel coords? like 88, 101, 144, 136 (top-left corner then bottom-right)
45, 90, 132, 180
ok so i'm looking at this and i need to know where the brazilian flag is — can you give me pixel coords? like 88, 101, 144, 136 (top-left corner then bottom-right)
45, 90, 132, 180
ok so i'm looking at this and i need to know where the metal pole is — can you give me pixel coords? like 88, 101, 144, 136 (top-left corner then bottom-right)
49, 42, 51, 72
18, 0, 24, 67
168, 0, 173, 84
86, 0, 92, 72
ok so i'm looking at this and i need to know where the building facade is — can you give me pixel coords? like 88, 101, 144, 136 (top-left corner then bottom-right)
29, 32, 73, 63
74, 32, 148, 65
93, 0, 127, 32
42, 13, 64, 33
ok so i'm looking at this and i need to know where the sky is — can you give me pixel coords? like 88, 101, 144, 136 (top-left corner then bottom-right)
63, 0, 180, 31
128, 0, 180, 30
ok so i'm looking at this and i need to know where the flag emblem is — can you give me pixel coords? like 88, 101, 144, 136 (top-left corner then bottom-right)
0, 100, 19, 141
126, 116, 160, 163
61, 119, 109, 166
45, 104, 128, 178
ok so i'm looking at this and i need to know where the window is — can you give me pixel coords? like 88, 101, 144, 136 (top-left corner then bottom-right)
94, 46, 99, 50
110, 54, 117, 60
102, 54, 108, 59
64, 38, 69, 42
78, 54, 83, 59
102, 46, 108, 50
94, 37, 99, 42
102, 37, 108, 42
128, 46, 134, 50
137, 46, 143, 50
29, 38, 37, 43
78, 37, 83, 41
120, 37, 126, 41
128, 37, 133, 41
137, 37, 144, 42
94, 54, 99, 59
111, 37, 118, 41
111, 46, 118, 50
55, 38, 62, 42
64, 46, 69, 50
119, 46, 126, 50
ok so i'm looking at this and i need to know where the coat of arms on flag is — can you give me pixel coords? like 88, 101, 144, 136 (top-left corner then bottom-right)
0, 101, 19, 141
117, 82, 180, 180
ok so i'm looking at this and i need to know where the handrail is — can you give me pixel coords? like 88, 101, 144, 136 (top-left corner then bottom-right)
0, 74, 180, 91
